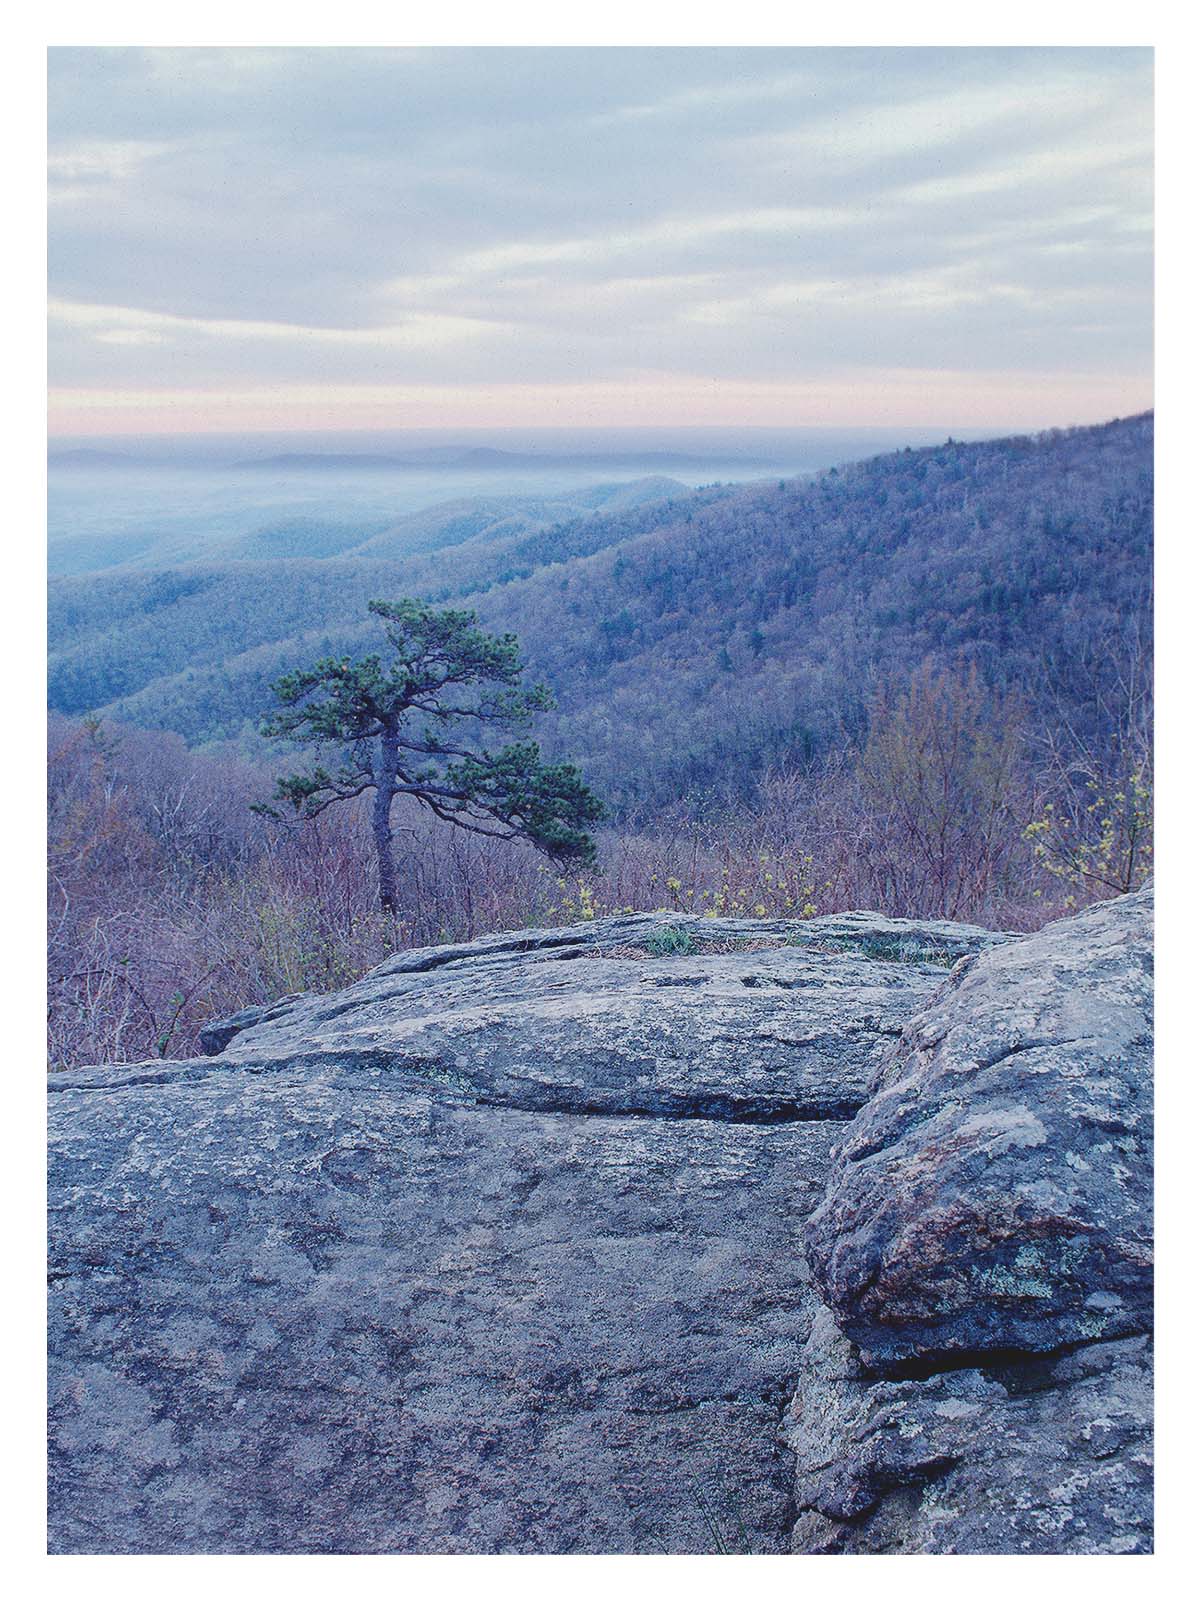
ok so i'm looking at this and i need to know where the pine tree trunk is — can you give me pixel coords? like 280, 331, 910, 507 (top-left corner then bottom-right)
373, 721, 400, 914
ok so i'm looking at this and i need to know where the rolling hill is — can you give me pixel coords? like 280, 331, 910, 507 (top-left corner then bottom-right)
48, 414, 1152, 812
46, 473, 689, 577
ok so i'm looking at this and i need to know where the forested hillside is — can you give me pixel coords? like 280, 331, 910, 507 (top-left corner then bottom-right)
49, 414, 1152, 812
48, 414, 1153, 1067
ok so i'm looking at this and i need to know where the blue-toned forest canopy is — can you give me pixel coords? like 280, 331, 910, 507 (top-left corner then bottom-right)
49, 414, 1151, 817
48, 415, 1152, 1067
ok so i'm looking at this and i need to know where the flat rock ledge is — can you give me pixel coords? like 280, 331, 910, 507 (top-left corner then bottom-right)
47, 898, 1151, 1554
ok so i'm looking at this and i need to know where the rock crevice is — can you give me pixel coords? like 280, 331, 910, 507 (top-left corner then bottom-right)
47, 896, 1151, 1554
791, 884, 1152, 1553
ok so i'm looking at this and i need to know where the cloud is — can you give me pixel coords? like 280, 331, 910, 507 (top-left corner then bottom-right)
48, 139, 172, 205
587, 69, 821, 126
455, 205, 868, 277
47, 46, 1153, 431
49, 296, 507, 350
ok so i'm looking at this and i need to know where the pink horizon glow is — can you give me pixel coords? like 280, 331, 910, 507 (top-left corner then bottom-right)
47, 373, 1154, 439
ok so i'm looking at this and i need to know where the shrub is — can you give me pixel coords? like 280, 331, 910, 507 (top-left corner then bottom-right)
643, 926, 699, 957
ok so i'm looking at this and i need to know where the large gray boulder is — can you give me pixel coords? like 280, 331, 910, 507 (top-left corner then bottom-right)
47, 896, 1152, 1554
791, 885, 1153, 1554
203, 909, 995, 1122
49, 910, 975, 1555
787, 1308, 1152, 1554
803, 885, 1153, 1367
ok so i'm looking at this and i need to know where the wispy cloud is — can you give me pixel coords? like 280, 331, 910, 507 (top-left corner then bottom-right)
588, 70, 820, 126
48, 139, 171, 203
48, 46, 1153, 432
49, 297, 507, 350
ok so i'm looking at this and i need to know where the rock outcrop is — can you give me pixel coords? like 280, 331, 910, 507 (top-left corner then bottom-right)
793, 884, 1153, 1553
47, 896, 1152, 1554
787, 1309, 1152, 1554
805, 886, 1153, 1367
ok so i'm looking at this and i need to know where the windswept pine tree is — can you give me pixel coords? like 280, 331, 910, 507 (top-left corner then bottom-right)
255, 599, 604, 912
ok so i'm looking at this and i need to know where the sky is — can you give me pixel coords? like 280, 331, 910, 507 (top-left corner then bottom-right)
47, 46, 1154, 436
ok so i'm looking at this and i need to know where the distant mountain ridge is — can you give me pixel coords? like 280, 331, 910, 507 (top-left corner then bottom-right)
229, 447, 774, 473
48, 414, 1152, 812
47, 475, 688, 577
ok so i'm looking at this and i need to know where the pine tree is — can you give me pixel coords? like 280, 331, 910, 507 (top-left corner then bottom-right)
256, 598, 604, 912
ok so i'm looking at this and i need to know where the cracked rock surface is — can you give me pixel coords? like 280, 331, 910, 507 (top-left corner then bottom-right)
203, 909, 1003, 1124
804, 885, 1153, 1367
47, 897, 1152, 1554
49, 910, 978, 1554
793, 885, 1153, 1553
787, 1309, 1152, 1554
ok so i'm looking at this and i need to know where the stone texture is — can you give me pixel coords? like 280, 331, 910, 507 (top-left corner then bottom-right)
789, 885, 1153, 1556
197, 994, 308, 1057
787, 1308, 1152, 1554
205, 909, 1002, 1122
50, 1069, 821, 1553
49, 910, 974, 1555
47, 897, 1153, 1555
803, 885, 1153, 1369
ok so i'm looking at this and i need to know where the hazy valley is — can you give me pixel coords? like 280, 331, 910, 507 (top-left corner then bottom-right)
51, 414, 1152, 807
